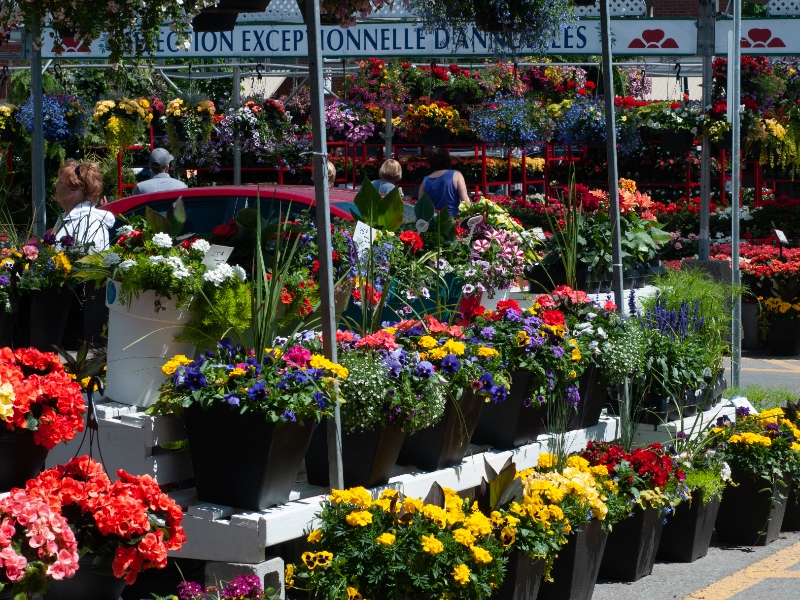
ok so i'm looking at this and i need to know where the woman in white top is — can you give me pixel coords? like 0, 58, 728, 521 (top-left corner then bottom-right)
52, 161, 115, 252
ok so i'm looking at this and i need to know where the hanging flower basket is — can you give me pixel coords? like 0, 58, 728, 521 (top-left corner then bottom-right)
164, 97, 216, 155
0, 103, 17, 143
660, 130, 696, 153
93, 98, 152, 156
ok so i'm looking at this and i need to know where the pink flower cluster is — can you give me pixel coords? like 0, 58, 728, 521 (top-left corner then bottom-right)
0, 490, 79, 587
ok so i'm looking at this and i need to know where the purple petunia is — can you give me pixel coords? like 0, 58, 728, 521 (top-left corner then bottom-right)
566, 385, 581, 408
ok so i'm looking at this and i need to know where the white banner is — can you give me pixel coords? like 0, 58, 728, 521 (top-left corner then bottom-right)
42, 19, 703, 59
715, 19, 799, 55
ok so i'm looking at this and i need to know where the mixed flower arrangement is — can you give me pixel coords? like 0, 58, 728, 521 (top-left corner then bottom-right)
158, 575, 278, 600
164, 97, 216, 154
93, 97, 153, 155
325, 99, 375, 144
0, 347, 85, 450
21, 456, 186, 584
397, 98, 465, 141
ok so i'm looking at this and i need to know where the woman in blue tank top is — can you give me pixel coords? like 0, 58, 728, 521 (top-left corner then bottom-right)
419, 148, 470, 216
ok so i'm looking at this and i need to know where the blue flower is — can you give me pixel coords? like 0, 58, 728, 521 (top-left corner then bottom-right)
217, 337, 235, 355
247, 381, 268, 402
282, 409, 297, 422
490, 385, 508, 403
479, 327, 495, 340
415, 361, 435, 379
440, 354, 460, 375
385, 358, 403, 378
224, 393, 240, 406
566, 385, 581, 408
182, 367, 207, 391
479, 371, 495, 392
313, 391, 326, 410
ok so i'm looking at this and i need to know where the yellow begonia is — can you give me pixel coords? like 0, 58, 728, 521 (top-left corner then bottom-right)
0, 382, 14, 420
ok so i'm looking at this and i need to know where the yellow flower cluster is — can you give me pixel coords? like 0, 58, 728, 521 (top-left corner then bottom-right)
330, 486, 372, 507
309, 354, 349, 380
197, 99, 216, 115
307, 529, 323, 543
619, 178, 637, 193
518, 460, 609, 523
728, 432, 772, 447
762, 297, 800, 314
161, 354, 192, 375
407, 102, 460, 122
421, 534, 444, 554
452, 563, 471, 585
285, 563, 294, 588
376, 532, 395, 546
93, 98, 151, 122
765, 119, 787, 140
0, 382, 15, 421
345, 510, 373, 527
165, 98, 185, 118
52, 252, 71, 273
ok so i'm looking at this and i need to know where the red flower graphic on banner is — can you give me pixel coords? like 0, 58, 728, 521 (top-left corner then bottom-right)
740, 28, 785, 48
627, 29, 679, 49
52, 36, 91, 53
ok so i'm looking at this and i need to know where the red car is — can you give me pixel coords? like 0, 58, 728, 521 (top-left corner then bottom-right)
103, 185, 358, 234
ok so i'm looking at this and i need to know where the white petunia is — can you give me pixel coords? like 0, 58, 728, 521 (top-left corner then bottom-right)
148, 255, 165, 265
596, 327, 608, 340
151, 232, 173, 249
232, 265, 247, 282
166, 256, 190, 279
203, 263, 234, 286
116, 225, 133, 236
191, 239, 211, 253
103, 252, 121, 267
118, 259, 136, 272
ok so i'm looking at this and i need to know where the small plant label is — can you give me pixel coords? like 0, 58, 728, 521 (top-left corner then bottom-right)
202, 245, 234, 270
774, 229, 789, 245
353, 221, 378, 253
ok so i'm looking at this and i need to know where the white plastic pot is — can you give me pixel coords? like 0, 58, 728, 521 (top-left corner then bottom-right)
104, 280, 195, 408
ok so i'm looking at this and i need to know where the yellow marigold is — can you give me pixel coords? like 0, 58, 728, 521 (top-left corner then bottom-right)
792, 443, 800, 452
452, 528, 476, 546
228, 368, 247, 378
346, 510, 373, 527
52, 252, 71, 273
422, 504, 448, 529
330, 487, 372, 507
307, 529, 323, 544
619, 178, 637, 193
567, 455, 590, 471
161, 361, 181, 375
429, 347, 447, 360
443, 339, 466, 356
464, 511, 493, 537
418, 335, 438, 349
403, 497, 423, 514
728, 432, 772, 447
538, 453, 558, 469
421, 534, 444, 554
589, 464, 609, 477
376, 532, 396, 546
346, 588, 362, 600
759, 408, 784, 424
452, 564, 471, 585
477, 346, 499, 359
470, 545, 493, 564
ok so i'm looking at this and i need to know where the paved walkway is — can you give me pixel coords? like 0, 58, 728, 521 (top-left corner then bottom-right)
593, 532, 800, 600
729, 354, 800, 390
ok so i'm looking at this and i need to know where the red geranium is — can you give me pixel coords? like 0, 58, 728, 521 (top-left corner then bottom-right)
541, 309, 565, 327
22, 456, 185, 585
0, 347, 85, 449
398, 230, 424, 253
211, 221, 238, 240
496, 299, 521, 315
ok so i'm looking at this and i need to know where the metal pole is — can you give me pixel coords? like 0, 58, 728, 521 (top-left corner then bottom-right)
384, 108, 392, 159
29, 33, 46, 237
305, 0, 343, 490
731, 0, 742, 388
600, 0, 624, 313
232, 65, 242, 186
698, 0, 715, 260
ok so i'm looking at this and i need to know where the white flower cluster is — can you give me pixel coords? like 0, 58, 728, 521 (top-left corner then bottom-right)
190, 239, 211, 253
103, 252, 121, 267
149, 255, 191, 279
202, 263, 247, 287
116, 225, 134, 236
118, 259, 136, 272
152, 232, 173, 249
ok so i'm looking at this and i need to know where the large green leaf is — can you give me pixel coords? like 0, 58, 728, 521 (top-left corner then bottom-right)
236, 208, 261, 231
145, 206, 171, 234
414, 194, 435, 222
167, 197, 186, 237
353, 177, 404, 231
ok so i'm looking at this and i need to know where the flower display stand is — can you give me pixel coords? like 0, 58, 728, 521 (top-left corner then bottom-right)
104, 280, 196, 408
45, 399, 192, 485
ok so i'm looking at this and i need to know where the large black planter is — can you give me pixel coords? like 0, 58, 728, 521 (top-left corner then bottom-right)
44, 555, 126, 600
0, 428, 48, 491
472, 370, 545, 449
537, 519, 608, 600
716, 476, 788, 546
781, 484, 800, 531
18, 286, 73, 351
765, 318, 800, 356
660, 130, 695, 153
658, 492, 721, 562
396, 391, 484, 472
0, 308, 13, 348
62, 283, 109, 350
567, 364, 608, 431
304, 422, 406, 488
185, 402, 314, 510
496, 552, 544, 600
640, 393, 680, 425
599, 505, 663, 582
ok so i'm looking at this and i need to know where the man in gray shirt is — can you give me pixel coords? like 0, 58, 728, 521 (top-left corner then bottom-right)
131, 148, 188, 195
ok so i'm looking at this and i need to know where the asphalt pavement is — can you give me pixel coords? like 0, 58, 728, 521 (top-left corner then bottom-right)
728, 353, 800, 391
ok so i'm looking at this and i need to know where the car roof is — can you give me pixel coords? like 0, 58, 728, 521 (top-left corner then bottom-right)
104, 185, 358, 217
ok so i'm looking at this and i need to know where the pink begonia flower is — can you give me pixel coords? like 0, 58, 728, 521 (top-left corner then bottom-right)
22, 245, 38, 260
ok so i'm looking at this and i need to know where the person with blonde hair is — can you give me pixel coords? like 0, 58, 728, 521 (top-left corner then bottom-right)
52, 160, 115, 251
372, 159, 403, 196
327, 160, 336, 189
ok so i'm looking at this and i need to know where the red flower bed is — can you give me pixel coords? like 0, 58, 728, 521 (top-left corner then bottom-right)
22, 456, 186, 585
0, 347, 85, 449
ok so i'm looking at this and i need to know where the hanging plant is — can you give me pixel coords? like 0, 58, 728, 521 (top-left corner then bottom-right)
18, 94, 89, 143
92, 97, 152, 156
164, 96, 216, 156
0, 0, 215, 63
406, 0, 576, 54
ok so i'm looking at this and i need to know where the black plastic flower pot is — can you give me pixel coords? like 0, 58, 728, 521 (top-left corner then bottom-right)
716, 476, 788, 546
781, 484, 800, 531
185, 402, 314, 510
472, 370, 545, 449
640, 393, 680, 425
537, 519, 608, 600
417, 126, 451, 145
766, 318, 800, 356
567, 363, 608, 431
660, 130, 695, 153
396, 391, 484, 472
62, 283, 109, 350
18, 286, 73, 352
711, 130, 732, 152
495, 552, 544, 600
658, 492, 721, 562
304, 422, 406, 488
0, 428, 48, 492
0, 307, 14, 349
599, 505, 664, 582
44, 554, 126, 600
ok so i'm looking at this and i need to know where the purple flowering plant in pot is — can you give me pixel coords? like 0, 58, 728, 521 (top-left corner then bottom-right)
153, 574, 278, 600
325, 99, 376, 145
